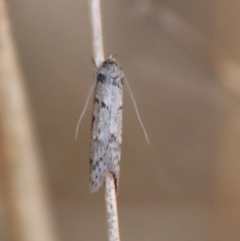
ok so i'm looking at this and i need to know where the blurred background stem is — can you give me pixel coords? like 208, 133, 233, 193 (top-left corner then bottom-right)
0, 1, 57, 241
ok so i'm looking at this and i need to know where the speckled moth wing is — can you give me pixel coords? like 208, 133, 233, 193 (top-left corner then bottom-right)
90, 57, 124, 193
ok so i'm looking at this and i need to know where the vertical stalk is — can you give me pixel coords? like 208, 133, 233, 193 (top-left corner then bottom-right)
89, 0, 104, 67
88, 1, 120, 241
105, 174, 120, 241
0, 1, 57, 241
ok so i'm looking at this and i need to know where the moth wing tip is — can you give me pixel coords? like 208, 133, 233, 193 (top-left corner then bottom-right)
89, 184, 100, 193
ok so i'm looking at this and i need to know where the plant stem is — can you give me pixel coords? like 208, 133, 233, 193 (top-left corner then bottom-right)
0, 1, 57, 241
89, 0, 104, 67
88, 1, 120, 241
105, 174, 120, 241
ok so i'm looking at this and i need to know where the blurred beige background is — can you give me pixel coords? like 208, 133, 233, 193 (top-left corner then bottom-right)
3, 0, 240, 240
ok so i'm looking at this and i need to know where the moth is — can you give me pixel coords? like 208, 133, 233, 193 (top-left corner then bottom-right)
90, 56, 123, 193
75, 56, 149, 193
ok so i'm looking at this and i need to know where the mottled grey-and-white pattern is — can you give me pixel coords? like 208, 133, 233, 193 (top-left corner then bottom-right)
90, 56, 124, 193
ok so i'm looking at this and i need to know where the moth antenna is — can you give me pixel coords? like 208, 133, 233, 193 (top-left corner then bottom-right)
125, 77, 150, 144
75, 82, 95, 139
